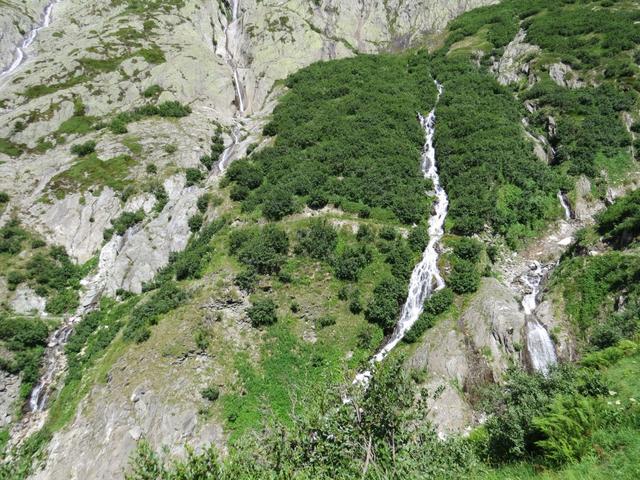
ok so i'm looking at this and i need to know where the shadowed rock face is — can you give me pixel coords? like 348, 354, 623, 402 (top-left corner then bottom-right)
0, 1, 497, 477
408, 278, 525, 437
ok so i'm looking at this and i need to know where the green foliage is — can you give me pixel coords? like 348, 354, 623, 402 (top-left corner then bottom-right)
202, 385, 220, 402
142, 84, 162, 98
424, 287, 454, 316
234, 267, 257, 293
225, 52, 437, 223
185, 168, 203, 186
332, 244, 372, 281
0, 219, 28, 255
481, 365, 607, 464
295, 219, 337, 260
596, 189, 640, 248
403, 311, 436, 344
261, 186, 296, 220
48, 154, 135, 194
70, 140, 96, 157
452, 238, 483, 262
365, 276, 407, 332
123, 282, 187, 342
532, 394, 599, 466
188, 213, 204, 233
104, 210, 145, 240
432, 57, 559, 238
0, 315, 49, 400
129, 357, 478, 479
229, 224, 289, 275
0, 192, 9, 204
247, 299, 278, 328
448, 259, 480, 294
408, 223, 429, 253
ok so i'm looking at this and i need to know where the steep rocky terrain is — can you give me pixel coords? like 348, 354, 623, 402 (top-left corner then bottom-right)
0, 0, 499, 477
0, 0, 638, 478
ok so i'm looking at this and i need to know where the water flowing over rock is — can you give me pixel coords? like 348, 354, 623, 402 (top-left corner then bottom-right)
520, 262, 557, 374
0, 1, 60, 83
356, 81, 447, 383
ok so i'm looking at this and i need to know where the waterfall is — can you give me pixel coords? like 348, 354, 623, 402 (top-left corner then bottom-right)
0, 1, 61, 82
557, 191, 573, 220
355, 81, 447, 384
219, 0, 246, 114
218, 126, 239, 173
521, 262, 557, 374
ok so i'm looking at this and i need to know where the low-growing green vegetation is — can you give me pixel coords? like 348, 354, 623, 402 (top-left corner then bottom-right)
224, 52, 438, 224
47, 154, 135, 195
0, 315, 50, 401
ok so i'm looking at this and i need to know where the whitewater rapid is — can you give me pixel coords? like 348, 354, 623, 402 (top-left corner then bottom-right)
0, 1, 61, 83
355, 81, 446, 383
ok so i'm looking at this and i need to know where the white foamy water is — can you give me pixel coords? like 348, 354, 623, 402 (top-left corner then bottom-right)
355, 82, 447, 384
521, 262, 557, 374
217, 0, 246, 113
0, 1, 61, 82
557, 191, 573, 220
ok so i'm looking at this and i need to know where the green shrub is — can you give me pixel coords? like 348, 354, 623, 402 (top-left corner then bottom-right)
185, 168, 203, 186
448, 259, 480, 294
188, 213, 204, 233
70, 140, 97, 157
333, 244, 372, 281
403, 311, 435, 344
157, 101, 191, 118
104, 210, 145, 241
262, 187, 296, 221
0, 192, 9, 203
46, 289, 79, 314
408, 223, 429, 253
201, 385, 220, 402
247, 299, 278, 327
143, 85, 162, 98
123, 282, 187, 342
197, 194, 210, 213
452, 238, 483, 262
423, 288, 454, 316
316, 315, 336, 328
235, 268, 257, 293
295, 219, 337, 260
230, 225, 289, 275
7, 270, 26, 290
0, 219, 28, 255
365, 276, 406, 332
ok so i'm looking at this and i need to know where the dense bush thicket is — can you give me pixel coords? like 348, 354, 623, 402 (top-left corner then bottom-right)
432, 56, 560, 240
109, 101, 191, 134
225, 53, 438, 224
596, 189, 640, 248
0, 316, 49, 400
229, 224, 290, 275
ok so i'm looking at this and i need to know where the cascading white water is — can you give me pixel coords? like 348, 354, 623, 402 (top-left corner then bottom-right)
218, 126, 239, 173
557, 191, 573, 221
220, 0, 246, 113
355, 82, 447, 384
0, 1, 61, 82
521, 262, 557, 374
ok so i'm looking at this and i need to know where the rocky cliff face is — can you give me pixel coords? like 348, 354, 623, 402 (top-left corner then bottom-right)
0, 0, 496, 477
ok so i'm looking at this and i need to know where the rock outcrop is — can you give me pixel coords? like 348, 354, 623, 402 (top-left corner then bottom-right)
0, 0, 498, 476
408, 277, 524, 436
